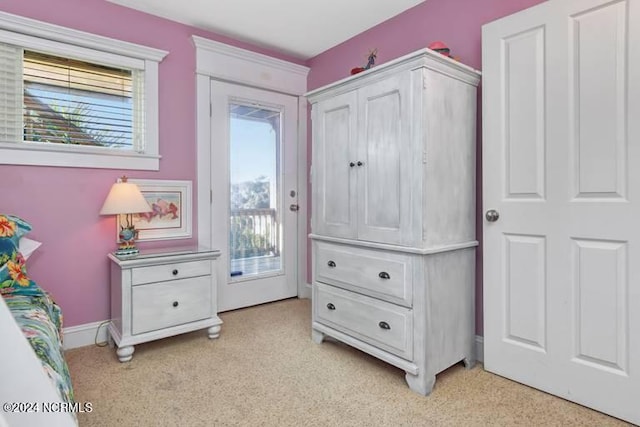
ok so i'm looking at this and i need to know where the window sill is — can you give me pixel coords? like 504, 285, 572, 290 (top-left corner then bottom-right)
0, 142, 160, 171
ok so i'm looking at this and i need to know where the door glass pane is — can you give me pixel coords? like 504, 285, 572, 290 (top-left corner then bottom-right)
229, 102, 282, 279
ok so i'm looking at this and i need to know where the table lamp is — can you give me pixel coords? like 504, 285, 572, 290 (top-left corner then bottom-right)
100, 176, 152, 256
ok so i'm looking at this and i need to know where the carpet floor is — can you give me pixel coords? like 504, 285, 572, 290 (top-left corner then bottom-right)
65, 298, 630, 426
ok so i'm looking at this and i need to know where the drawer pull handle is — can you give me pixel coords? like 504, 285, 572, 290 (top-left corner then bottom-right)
327, 261, 336, 268
378, 272, 391, 280
172, 301, 179, 308
378, 321, 391, 330
172, 269, 179, 276
326, 303, 336, 310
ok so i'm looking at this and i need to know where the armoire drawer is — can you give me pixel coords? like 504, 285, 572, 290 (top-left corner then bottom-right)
314, 282, 413, 360
315, 241, 413, 307
131, 276, 211, 335
131, 259, 211, 285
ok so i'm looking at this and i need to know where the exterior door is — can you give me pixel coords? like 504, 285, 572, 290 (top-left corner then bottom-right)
483, 0, 640, 424
312, 91, 358, 239
210, 80, 299, 312
357, 73, 413, 245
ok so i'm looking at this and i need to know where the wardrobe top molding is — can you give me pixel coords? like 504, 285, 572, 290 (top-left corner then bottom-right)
305, 47, 481, 102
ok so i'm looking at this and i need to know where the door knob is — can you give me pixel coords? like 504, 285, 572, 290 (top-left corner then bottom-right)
485, 209, 500, 222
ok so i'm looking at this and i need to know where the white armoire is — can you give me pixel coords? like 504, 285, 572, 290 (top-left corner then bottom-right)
307, 48, 481, 395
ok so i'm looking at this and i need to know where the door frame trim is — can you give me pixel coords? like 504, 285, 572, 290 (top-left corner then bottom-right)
193, 37, 310, 300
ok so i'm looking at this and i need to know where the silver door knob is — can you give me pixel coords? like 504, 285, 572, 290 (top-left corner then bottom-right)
289, 204, 299, 212
485, 209, 500, 222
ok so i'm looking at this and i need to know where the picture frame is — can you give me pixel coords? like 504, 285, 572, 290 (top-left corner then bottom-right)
117, 179, 192, 241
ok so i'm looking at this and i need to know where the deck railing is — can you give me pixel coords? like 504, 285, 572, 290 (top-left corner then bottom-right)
229, 208, 279, 260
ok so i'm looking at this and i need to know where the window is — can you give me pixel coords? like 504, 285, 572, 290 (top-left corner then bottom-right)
22, 50, 139, 149
0, 11, 167, 170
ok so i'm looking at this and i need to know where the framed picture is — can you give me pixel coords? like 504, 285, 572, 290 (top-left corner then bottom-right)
117, 179, 192, 241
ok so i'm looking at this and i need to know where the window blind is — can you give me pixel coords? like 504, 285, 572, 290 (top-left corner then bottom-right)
23, 50, 138, 148
0, 43, 23, 142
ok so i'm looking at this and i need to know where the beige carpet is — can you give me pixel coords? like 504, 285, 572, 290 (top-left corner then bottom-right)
66, 298, 630, 427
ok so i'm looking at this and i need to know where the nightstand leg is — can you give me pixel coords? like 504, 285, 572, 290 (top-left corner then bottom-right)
207, 325, 221, 339
311, 329, 325, 344
116, 345, 134, 362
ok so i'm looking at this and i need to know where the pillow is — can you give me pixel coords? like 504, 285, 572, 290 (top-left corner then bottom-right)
0, 214, 32, 245
0, 216, 42, 296
19, 237, 42, 260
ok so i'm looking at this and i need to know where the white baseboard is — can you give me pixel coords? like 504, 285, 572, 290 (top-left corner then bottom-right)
62, 320, 110, 350
63, 309, 483, 360
475, 335, 484, 363
299, 282, 312, 299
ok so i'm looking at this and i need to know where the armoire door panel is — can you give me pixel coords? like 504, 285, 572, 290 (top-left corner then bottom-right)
313, 91, 358, 239
323, 106, 353, 223
363, 90, 401, 228
357, 73, 413, 245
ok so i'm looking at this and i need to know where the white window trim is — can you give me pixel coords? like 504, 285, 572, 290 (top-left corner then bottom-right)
0, 10, 168, 170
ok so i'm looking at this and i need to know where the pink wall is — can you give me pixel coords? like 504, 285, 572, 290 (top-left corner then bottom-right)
1, 0, 546, 334
306, 0, 546, 334
0, 0, 304, 327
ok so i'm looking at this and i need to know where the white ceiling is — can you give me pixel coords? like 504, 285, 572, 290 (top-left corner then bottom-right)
107, 0, 425, 60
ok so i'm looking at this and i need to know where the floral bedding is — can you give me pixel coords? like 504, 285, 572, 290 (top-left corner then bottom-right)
2, 290, 75, 408
0, 214, 74, 409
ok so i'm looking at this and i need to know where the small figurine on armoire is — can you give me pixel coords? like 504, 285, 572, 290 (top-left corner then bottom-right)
350, 48, 378, 75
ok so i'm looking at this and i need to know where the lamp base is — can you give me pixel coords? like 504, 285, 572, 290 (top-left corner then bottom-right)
116, 225, 140, 257
114, 247, 140, 256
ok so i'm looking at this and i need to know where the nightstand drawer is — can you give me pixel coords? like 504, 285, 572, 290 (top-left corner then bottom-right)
131, 260, 211, 285
131, 276, 211, 334
314, 283, 413, 360
315, 241, 413, 307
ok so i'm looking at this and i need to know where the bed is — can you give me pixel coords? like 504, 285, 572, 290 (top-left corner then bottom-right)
0, 214, 76, 426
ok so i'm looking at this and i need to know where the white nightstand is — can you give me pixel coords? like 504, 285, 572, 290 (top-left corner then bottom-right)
107, 247, 222, 362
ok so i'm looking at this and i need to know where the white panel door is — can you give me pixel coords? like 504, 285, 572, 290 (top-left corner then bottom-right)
483, 0, 640, 424
357, 72, 413, 245
312, 91, 358, 239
